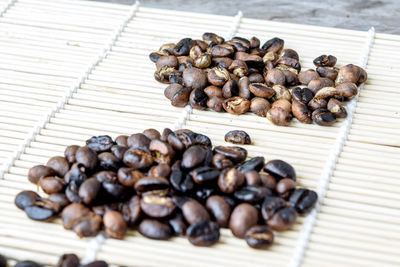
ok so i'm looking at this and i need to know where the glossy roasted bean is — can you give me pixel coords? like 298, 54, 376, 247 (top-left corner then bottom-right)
181, 145, 207, 169
261, 37, 284, 53
64, 145, 80, 164
134, 176, 169, 194
224, 130, 251, 145
276, 178, 296, 199
312, 108, 336, 126
122, 195, 141, 227
264, 159, 296, 181
234, 185, 270, 203
267, 206, 297, 231
76, 146, 98, 171
292, 99, 312, 124
182, 199, 210, 225
267, 107, 291, 126
328, 98, 347, 118
313, 55, 337, 67
86, 135, 114, 153
245, 225, 274, 249
56, 254, 80, 267
78, 178, 101, 205
39, 176, 65, 195
139, 219, 173, 240
15, 191, 40, 210
187, 220, 220, 246
206, 195, 231, 227
123, 147, 153, 169
183, 68, 208, 89
46, 156, 70, 178
168, 213, 187, 235
103, 210, 127, 239
292, 87, 313, 104
190, 166, 220, 185
140, 194, 176, 218
214, 146, 247, 163
98, 152, 120, 171
189, 88, 208, 110
237, 157, 265, 173
250, 97, 270, 117
264, 69, 286, 86
289, 188, 318, 214
298, 69, 320, 85
62, 203, 102, 237
218, 168, 245, 193
229, 203, 259, 238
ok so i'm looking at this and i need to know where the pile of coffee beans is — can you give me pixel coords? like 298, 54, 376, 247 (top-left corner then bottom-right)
0, 253, 107, 267
149, 33, 368, 126
15, 128, 317, 249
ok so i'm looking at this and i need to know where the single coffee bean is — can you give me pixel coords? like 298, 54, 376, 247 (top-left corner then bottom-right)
123, 147, 153, 169
94, 170, 117, 183
250, 97, 270, 117
313, 87, 338, 100
122, 195, 141, 227
102, 181, 133, 203
103, 210, 127, 239
187, 220, 220, 246
245, 225, 274, 249
110, 145, 128, 161
149, 139, 175, 165
207, 96, 225, 112
312, 108, 336, 126
212, 57, 233, 69
244, 171, 261, 186
15, 261, 42, 267
292, 99, 312, 124
202, 32, 224, 45
237, 157, 265, 173
206, 195, 231, 227
48, 193, 70, 209
143, 128, 161, 140
212, 153, 233, 170
261, 196, 286, 221
267, 107, 292, 126
156, 55, 178, 72
222, 79, 238, 98
15, 190, 40, 210
267, 206, 297, 231
148, 163, 171, 178
276, 57, 301, 74
248, 73, 264, 83
327, 98, 347, 118
214, 146, 247, 164
264, 69, 286, 86
204, 85, 223, 98
182, 199, 210, 225
262, 37, 284, 53
289, 188, 318, 214
211, 44, 234, 57
170, 170, 195, 193
259, 173, 277, 190
276, 178, 296, 199
308, 77, 334, 95
313, 54, 337, 67
316, 66, 338, 81
181, 145, 207, 169
224, 130, 251, 145
189, 88, 208, 110
86, 135, 114, 153
238, 76, 251, 99
46, 156, 70, 178
264, 159, 296, 181
223, 96, 250, 115
173, 38, 192, 56
229, 203, 259, 238
64, 145, 80, 164
139, 219, 172, 240
134, 176, 169, 194
298, 69, 320, 85
64, 163, 87, 185
292, 87, 313, 104
62, 203, 102, 237
308, 98, 328, 111
76, 146, 98, 171
190, 132, 212, 147
218, 168, 245, 193
39, 176, 65, 194
140, 194, 176, 218
190, 166, 220, 185
168, 213, 187, 235
57, 253, 80, 267
24, 199, 60, 221
229, 59, 248, 77
183, 68, 207, 89
335, 82, 358, 98
78, 178, 101, 205
98, 152, 120, 171
234, 185, 271, 203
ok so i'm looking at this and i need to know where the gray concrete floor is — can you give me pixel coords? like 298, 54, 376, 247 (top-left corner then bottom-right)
90, 0, 400, 34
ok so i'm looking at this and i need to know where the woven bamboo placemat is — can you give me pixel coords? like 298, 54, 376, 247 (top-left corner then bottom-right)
0, 0, 399, 266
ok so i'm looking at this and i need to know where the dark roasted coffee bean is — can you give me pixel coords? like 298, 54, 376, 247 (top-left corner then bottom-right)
234, 185, 271, 203
214, 146, 247, 163
190, 132, 212, 148
211, 153, 233, 170
149, 139, 175, 165
173, 38, 192, 56
122, 195, 141, 227
259, 173, 277, 190
312, 108, 336, 126
64, 163, 87, 184
139, 219, 173, 240
102, 181, 133, 202
194, 187, 216, 202
245, 225, 274, 249
202, 32, 224, 45
335, 82, 358, 98
238, 76, 251, 99
169, 70, 184, 84
187, 220, 220, 246
76, 146, 98, 171
160, 128, 173, 142
15, 261, 42, 267
78, 178, 101, 205
25, 199, 60, 221
39, 176, 65, 194
289, 188, 318, 214
65, 184, 81, 203
308, 98, 328, 111
62, 203, 102, 237
264, 159, 296, 181
308, 77, 334, 94
170, 170, 195, 193
156, 55, 178, 72
15, 190, 40, 210
292, 99, 312, 124
249, 83, 275, 98
181, 145, 207, 169
218, 168, 245, 193
171, 86, 193, 107
127, 133, 151, 148
276, 178, 296, 199
248, 73, 264, 83
223, 96, 250, 115
168, 213, 187, 235
57, 253, 80, 267
298, 69, 320, 85
237, 157, 265, 173
222, 79, 238, 98
182, 199, 210, 225
206, 195, 231, 227
292, 87, 313, 104
28, 165, 56, 184
211, 44, 234, 57
267, 107, 292, 126
229, 59, 248, 77
224, 130, 251, 145
123, 147, 153, 169
250, 97, 270, 117
140, 194, 176, 218
86, 135, 114, 153
313, 54, 337, 67
94, 170, 117, 183
134, 176, 169, 194
103, 210, 127, 239
190, 166, 220, 185
149, 163, 171, 178
261, 196, 286, 221
98, 152, 120, 171
244, 171, 261, 186
48, 193, 70, 209
64, 145, 80, 164
92, 203, 120, 217
327, 98, 347, 118
207, 67, 230, 87
183, 68, 207, 89
46, 156, 70, 178
142, 128, 160, 141
110, 145, 128, 161
316, 66, 338, 81
229, 203, 259, 238
267, 206, 297, 231
189, 88, 208, 110
262, 37, 284, 53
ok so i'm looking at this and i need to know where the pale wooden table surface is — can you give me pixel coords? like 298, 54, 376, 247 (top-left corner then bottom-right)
90, 0, 400, 34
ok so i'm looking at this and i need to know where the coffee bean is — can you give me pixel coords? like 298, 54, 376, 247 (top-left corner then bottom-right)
57, 253, 80, 267
140, 194, 176, 218
204, 85, 223, 98
148, 163, 171, 178
265, 69, 286, 86
292, 87, 313, 104
48, 193, 70, 209
39, 176, 65, 194
170, 170, 195, 193
289, 188, 318, 214
245, 225, 274, 249
238, 76, 251, 99
207, 96, 225, 112
127, 133, 151, 148
78, 178, 101, 205
149, 139, 175, 165
237, 157, 265, 173
248, 73, 264, 83
313, 55, 337, 67
229, 203, 259, 238
15, 191, 40, 210
250, 97, 271, 117
76, 146, 98, 171
183, 68, 207, 89
214, 146, 247, 164
111, 145, 128, 161
122, 195, 141, 227
224, 130, 251, 145
173, 38, 192, 56
308, 77, 334, 94
123, 147, 153, 169
211, 153, 233, 170
312, 108, 336, 126
134, 176, 169, 194
103, 210, 127, 239
190, 166, 220, 185
168, 213, 187, 235
298, 69, 320, 85
46, 156, 70, 178
64, 145, 80, 164
206, 195, 231, 227
207, 67, 230, 87
98, 152, 120, 171
181, 145, 207, 169
223, 96, 250, 114
189, 88, 208, 110
262, 37, 284, 53
229, 59, 248, 77
335, 82, 358, 98
234, 185, 271, 203
316, 66, 338, 81
264, 159, 296, 181
25, 199, 60, 221
261, 196, 286, 221
187, 220, 220, 246
308, 98, 328, 111
276, 178, 296, 199
327, 98, 347, 118
267, 206, 297, 231
139, 219, 172, 240
182, 199, 210, 225
218, 168, 245, 193
222, 79, 238, 98
244, 171, 261, 186
292, 99, 312, 124
267, 107, 292, 126
211, 44, 234, 58
259, 173, 277, 190
62, 203, 102, 237
86, 135, 114, 153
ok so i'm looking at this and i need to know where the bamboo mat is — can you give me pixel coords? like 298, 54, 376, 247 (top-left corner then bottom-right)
0, 0, 399, 266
